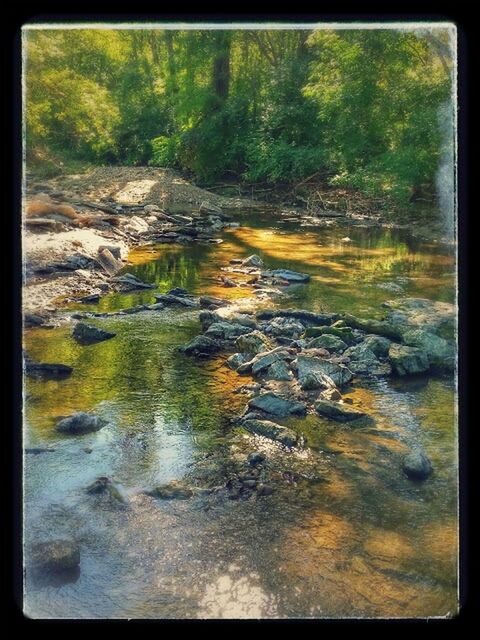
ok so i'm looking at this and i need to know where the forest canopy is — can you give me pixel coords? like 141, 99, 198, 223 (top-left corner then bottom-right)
24, 27, 454, 204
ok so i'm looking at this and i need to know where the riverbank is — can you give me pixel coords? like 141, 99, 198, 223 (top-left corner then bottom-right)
23, 167, 455, 322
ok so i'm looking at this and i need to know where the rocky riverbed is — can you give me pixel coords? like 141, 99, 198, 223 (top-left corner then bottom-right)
22, 181, 458, 619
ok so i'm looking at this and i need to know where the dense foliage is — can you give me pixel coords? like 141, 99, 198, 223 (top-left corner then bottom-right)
25, 27, 454, 203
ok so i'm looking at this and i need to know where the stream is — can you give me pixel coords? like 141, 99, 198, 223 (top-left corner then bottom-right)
23, 211, 458, 619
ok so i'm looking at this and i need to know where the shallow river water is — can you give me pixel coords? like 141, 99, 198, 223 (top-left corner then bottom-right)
23, 212, 457, 619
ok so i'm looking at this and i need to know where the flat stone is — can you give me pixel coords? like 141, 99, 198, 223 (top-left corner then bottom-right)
248, 392, 307, 418
296, 354, 353, 387
241, 418, 299, 447
261, 269, 310, 283
72, 323, 116, 345
315, 400, 372, 424
235, 331, 272, 356
180, 334, 222, 357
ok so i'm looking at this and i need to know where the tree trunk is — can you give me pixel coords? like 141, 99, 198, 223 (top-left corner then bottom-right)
212, 31, 231, 103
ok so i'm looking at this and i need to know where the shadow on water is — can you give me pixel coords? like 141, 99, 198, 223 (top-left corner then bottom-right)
23, 210, 457, 618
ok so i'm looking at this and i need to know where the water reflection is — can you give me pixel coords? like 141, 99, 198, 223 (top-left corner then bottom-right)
23, 211, 457, 618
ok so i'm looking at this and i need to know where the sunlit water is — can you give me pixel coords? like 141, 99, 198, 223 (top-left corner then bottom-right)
23, 212, 457, 618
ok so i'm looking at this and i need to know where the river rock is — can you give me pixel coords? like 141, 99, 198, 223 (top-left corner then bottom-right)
228, 314, 257, 329
30, 539, 80, 572
72, 323, 116, 345
86, 476, 126, 504
226, 353, 248, 370
265, 317, 305, 338
388, 343, 430, 376
384, 298, 456, 340
154, 293, 199, 307
180, 335, 222, 357
304, 325, 355, 342
343, 343, 382, 374
112, 273, 154, 289
205, 322, 253, 341
25, 362, 73, 380
402, 329, 455, 369
241, 418, 298, 447
315, 400, 372, 424
241, 254, 264, 268
306, 334, 347, 352
199, 310, 222, 329
257, 484, 274, 496
264, 360, 294, 381
147, 481, 193, 500
56, 412, 106, 435
257, 309, 338, 326
235, 331, 272, 356
199, 295, 228, 309
296, 354, 353, 388
319, 387, 342, 401
362, 335, 392, 357
247, 392, 307, 418
261, 269, 310, 283
342, 314, 403, 340
247, 451, 266, 466
250, 349, 292, 375
402, 449, 433, 480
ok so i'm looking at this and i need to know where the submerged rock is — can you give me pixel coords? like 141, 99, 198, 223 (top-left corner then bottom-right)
247, 392, 307, 418
315, 399, 372, 425
25, 362, 73, 380
147, 481, 193, 500
388, 343, 430, 376
56, 412, 106, 435
154, 293, 199, 307
86, 476, 127, 504
402, 450, 433, 480
261, 269, 310, 283
72, 323, 116, 345
180, 335, 222, 357
241, 418, 298, 447
30, 539, 80, 572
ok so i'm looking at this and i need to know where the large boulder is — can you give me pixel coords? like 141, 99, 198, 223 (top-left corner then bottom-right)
261, 269, 310, 283
343, 343, 390, 376
251, 349, 293, 376
180, 334, 222, 357
72, 323, 116, 345
384, 298, 456, 340
56, 412, 106, 435
235, 331, 272, 356
388, 343, 430, 376
402, 329, 455, 370
315, 400, 372, 425
296, 354, 353, 388
248, 392, 307, 418
30, 539, 80, 572
241, 418, 298, 447
402, 449, 433, 480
